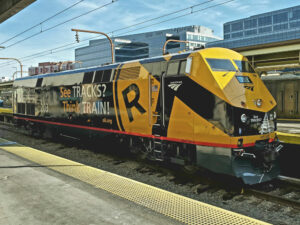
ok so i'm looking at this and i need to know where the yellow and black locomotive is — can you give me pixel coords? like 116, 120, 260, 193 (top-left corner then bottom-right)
13, 47, 282, 184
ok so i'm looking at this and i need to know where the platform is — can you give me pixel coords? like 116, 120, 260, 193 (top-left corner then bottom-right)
0, 138, 269, 225
277, 121, 300, 145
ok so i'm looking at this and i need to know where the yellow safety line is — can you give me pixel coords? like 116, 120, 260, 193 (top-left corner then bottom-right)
277, 132, 300, 145
0, 138, 270, 225
0, 107, 12, 114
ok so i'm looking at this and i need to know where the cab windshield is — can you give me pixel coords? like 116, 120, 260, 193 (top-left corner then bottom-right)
234, 60, 255, 73
206, 58, 236, 72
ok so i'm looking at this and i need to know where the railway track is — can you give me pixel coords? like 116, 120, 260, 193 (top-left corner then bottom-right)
244, 176, 300, 211
0, 121, 300, 213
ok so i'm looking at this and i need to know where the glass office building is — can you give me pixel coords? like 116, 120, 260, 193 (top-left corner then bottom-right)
207, 5, 300, 49
75, 25, 220, 68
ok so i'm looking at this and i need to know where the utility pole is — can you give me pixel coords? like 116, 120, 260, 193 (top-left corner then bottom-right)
0, 57, 23, 77
162, 39, 192, 55
71, 28, 115, 64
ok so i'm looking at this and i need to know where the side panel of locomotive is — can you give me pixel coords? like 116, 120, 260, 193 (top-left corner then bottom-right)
13, 67, 120, 137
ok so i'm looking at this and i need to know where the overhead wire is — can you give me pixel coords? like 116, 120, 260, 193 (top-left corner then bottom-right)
110, 0, 215, 34
1, 0, 212, 56
0, 0, 85, 46
2, 0, 117, 49
0, 0, 235, 68
0, 0, 215, 66
0, 0, 217, 66
117, 0, 236, 36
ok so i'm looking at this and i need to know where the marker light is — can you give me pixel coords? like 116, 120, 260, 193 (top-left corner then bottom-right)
241, 114, 247, 123
256, 99, 262, 107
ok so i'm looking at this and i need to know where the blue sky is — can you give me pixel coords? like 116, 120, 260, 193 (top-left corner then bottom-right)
0, 0, 299, 78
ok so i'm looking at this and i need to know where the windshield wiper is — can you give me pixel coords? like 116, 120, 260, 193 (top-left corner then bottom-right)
222, 70, 238, 77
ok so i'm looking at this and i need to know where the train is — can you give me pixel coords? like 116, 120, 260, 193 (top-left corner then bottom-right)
6, 47, 283, 185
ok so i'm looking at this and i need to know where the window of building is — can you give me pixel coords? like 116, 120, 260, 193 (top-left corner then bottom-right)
273, 23, 288, 31
224, 24, 230, 33
82, 71, 94, 84
244, 19, 257, 29
291, 9, 300, 20
258, 16, 272, 26
231, 21, 243, 32
166, 36, 180, 49
290, 21, 300, 28
273, 12, 288, 24
224, 34, 230, 39
258, 26, 272, 33
245, 29, 257, 36
231, 32, 243, 38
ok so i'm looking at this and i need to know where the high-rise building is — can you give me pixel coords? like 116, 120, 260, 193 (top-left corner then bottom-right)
207, 5, 300, 49
75, 25, 221, 68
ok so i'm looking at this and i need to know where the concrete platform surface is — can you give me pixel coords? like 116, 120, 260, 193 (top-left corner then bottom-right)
277, 122, 300, 134
0, 139, 270, 225
0, 149, 180, 225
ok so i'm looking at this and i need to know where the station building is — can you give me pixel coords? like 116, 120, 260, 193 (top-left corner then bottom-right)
208, 5, 300, 49
75, 25, 221, 68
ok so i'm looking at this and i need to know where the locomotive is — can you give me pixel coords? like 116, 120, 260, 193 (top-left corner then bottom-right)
13, 47, 282, 184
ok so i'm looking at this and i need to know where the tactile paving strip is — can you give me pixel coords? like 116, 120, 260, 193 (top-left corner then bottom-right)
0, 138, 269, 225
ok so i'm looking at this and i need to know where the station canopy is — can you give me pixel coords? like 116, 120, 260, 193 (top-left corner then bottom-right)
0, 0, 36, 23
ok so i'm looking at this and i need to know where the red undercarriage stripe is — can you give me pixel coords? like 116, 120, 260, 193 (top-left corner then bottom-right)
14, 116, 256, 148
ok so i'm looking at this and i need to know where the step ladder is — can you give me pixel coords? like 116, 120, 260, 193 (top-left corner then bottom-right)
152, 113, 165, 161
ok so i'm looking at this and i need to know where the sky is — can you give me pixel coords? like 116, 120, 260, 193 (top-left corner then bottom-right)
0, 0, 299, 78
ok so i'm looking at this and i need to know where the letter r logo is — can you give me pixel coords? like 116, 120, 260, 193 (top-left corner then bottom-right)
122, 84, 146, 122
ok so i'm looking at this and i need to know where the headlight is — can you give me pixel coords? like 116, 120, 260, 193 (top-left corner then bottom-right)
241, 114, 247, 123
256, 99, 262, 107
